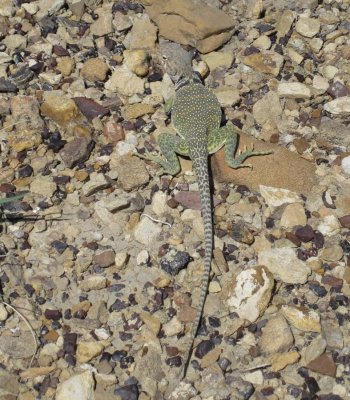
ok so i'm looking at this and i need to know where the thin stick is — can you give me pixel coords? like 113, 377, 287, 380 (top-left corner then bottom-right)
140, 213, 172, 227
1, 301, 39, 368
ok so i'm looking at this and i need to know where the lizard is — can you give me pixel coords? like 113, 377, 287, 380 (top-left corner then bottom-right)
136, 42, 272, 379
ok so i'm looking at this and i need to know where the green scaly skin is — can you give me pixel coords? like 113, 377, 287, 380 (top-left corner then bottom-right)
137, 46, 272, 381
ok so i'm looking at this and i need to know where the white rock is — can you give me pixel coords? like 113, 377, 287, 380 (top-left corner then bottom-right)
258, 248, 311, 284
56, 371, 94, 400
277, 82, 311, 99
82, 173, 110, 196
163, 317, 183, 337
259, 185, 302, 207
134, 217, 161, 247
151, 191, 168, 216
2, 34, 27, 50
38, 0, 65, 17
0, 0, 14, 16
214, 87, 240, 107
317, 214, 341, 236
320, 65, 338, 80
114, 252, 129, 269
280, 203, 307, 228
115, 141, 135, 155
105, 64, 144, 96
312, 75, 329, 93
226, 266, 274, 323
324, 97, 350, 115
136, 249, 149, 265
0, 304, 8, 321
253, 91, 282, 125
295, 17, 320, 38
341, 156, 350, 174
244, 370, 264, 385
94, 328, 110, 340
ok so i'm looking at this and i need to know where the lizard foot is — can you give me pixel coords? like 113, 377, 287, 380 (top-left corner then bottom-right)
229, 144, 272, 169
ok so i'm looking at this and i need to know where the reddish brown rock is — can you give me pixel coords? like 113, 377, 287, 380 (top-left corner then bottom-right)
307, 352, 336, 377
211, 132, 317, 194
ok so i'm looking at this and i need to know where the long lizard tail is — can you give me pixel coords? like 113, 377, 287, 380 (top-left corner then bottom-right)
180, 153, 213, 379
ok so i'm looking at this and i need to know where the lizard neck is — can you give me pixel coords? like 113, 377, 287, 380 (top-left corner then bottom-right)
174, 72, 202, 92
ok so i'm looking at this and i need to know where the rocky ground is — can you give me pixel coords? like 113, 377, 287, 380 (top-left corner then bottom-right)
1, 0, 350, 399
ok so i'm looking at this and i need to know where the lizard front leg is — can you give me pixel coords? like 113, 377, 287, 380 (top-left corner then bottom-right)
208, 125, 272, 169
136, 132, 189, 175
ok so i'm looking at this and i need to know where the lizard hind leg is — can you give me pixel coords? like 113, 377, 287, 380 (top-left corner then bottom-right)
208, 124, 272, 169
139, 132, 189, 176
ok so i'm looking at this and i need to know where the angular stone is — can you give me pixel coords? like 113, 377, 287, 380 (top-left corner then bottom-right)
295, 17, 320, 38
134, 217, 161, 247
324, 97, 350, 115
123, 103, 154, 120
126, 13, 157, 51
115, 155, 149, 191
124, 49, 150, 77
139, 0, 235, 53
105, 64, 144, 97
301, 336, 327, 365
56, 371, 94, 400
270, 351, 300, 372
76, 341, 106, 363
60, 137, 93, 168
41, 95, 79, 126
30, 176, 57, 198
79, 276, 107, 291
243, 50, 284, 76
307, 352, 336, 377
321, 319, 343, 350
282, 305, 321, 333
202, 51, 234, 71
226, 266, 274, 323
81, 58, 109, 82
277, 82, 311, 99
259, 248, 311, 284
280, 203, 307, 228
90, 7, 113, 36
253, 91, 282, 126
82, 173, 110, 196
259, 315, 294, 355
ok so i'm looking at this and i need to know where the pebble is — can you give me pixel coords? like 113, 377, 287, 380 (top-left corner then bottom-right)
81, 58, 109, 82
306, 352, 336, 377
243, 50, 284, 77
30, 176, 57, 198
79, 275, 107, 291
124, 49, 150, 77
295, 16, 320, 38
56, 371, 94, 400
259, 315, 294, 355
82, 173, 110, 196
60, 137, 92, 168
324, 97, 350, 115
226, 266, 274, 323
282, 305, 321, 333
260, 185, 302, 207
113, 12, 133, 32
302, 336, 327, 365
277, 82, 311, 99
94, 249, 115, 268
320, 244, 343, 262
41, 95, 79, 126
90, 8, 113, 36
280, 203, 307, 228
258, 248, 311, 284
341, 156, 350, 174
123, 103, 154, 120
76, 341, 106, 363
114, 251, 129, 269
140, 311, 161, 335
134, 217, 161, 247
214, 87, 241, 107
317, 215, 341, 236
0, 304, 8, 321
252, 91, 282, 126
321, 319, 343, 350
126, 14, 157, 51
115, 155, 149, 191
161, 250, 190, 276
105, 64, 144, 96
270, 351, 300, 372
202, 51, 234, 71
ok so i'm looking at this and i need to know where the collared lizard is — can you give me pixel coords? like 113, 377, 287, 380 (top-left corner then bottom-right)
137, 42, 272, 379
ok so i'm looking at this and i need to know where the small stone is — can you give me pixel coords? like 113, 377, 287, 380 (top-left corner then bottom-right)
161, 250, 190, 276
140, 311, 161, 335
44, 309, 62, 320
313, 75, 329, 93
56, 371, 94, 400
202, 51, 234, 71
115, 252, 129, 269
260, 185, 302, 207
320, 65, 339, 80
60, 137, 92, 168
341, 156, 350, 174
321, 319, 343, 350
106, 64, 144, 96
243, 50, 284, 77
276, 10, 295, 37
2, 34, 27, 50
302, 336, 327, 365
81, 58, 109, 82
0, 304, 8, 321
208, 281, 221, 293
30, 176, 57, 198
103, 121, 125, 144
76, 341, 106, 363
252, 91, 282, 126
307, 352, 336, 377
259, 315, 294, 355
328, 81, 350, 98
324, 97, 350, 115
0, 332, 36, 359
94, 249, 115, 268
124, 49, 149, 77
134, 217, 161, 247
280, 203, 307, 228
282, 305, 321, 333
194, 339, 215, 359
214, 87, 240, 107
56, 57, 75, 76
151, 191, 168, 216
277, 82, 311, 99
125, 14, 157, 51
113, 12, 133, 32
41, 95, 79, 126
163, 317, 183, 337
74, 97, 109, 121
243, 370, 264, 385
82, 173, 110, 196
20, 366, 56, 379
317, 215, 341, 236
295, 225, 314, 242
123, 103, 154, 120
90, 8, 113, 36
80, 276, 107, 291
339, 215, 350, 228
252, 35, 271, 50
258, 248, 311, 284
226, 266, 274, 323
310, 37, 323, 52
270, 351, 300, 372
320, 244, 343, 262
115, 155, 149, 191
295, 17, 320, 38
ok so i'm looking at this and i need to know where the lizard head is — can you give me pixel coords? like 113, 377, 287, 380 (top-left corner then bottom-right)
158, 41, 199, 85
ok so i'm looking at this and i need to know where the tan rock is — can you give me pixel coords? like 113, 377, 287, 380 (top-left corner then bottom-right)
123, 103, 155, 120
280, 203, 307, 228
124, 49, 149, 77
243, 50, 284, 76
295, 17, 320, 38
270, 351, 300, 371
259, 315, 294, 355
41, 95, 79, 126
140, 311, 161, 335
105, 64, 144, 96
139, 0, 235, 53
202, 51, 234, 71
282, 305, 321, 333
56, 57, 75, 76
253, 91, 282, 126
126, 14, 157, 51
211, 132, 317, 194
20, 366, 56, 379
81, 58, 109, 82
76, 340, 106, 363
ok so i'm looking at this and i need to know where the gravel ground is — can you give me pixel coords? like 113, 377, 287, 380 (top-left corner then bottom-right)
1, 0, 350, 399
